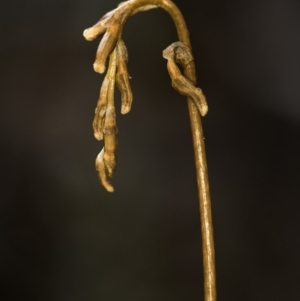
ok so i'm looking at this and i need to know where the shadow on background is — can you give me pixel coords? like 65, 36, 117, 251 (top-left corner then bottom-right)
1, 0, 300, 300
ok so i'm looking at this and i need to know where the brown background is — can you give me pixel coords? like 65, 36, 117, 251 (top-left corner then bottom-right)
1, 0, 300, 300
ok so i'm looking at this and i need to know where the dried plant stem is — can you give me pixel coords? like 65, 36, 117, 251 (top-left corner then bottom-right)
127, 1, 216, 300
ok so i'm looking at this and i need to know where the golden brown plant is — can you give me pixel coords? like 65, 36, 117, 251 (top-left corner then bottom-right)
84, 1, 216, 300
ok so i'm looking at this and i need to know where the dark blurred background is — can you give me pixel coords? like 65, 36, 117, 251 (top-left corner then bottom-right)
1, 0, 300, 300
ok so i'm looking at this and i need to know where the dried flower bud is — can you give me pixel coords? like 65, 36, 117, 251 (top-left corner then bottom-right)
163, 42, 208, 117
116, 40, 133, 114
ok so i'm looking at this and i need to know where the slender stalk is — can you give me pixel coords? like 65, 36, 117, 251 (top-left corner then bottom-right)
127, 2, 216, 300
85, 1, 216, 300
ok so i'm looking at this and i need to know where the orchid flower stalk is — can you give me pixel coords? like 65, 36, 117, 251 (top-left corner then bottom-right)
83, 1, 216, 300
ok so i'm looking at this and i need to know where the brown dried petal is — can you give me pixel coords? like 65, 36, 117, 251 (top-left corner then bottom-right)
93, 77, 110, 140
116, 40, 133, 114
103, 135, 117, 177
116, 39, 128, 61
103, 106, 118, 176
116, 72, 133, 114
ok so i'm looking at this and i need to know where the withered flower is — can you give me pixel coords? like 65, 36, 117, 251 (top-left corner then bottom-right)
163, 42, 208, 116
